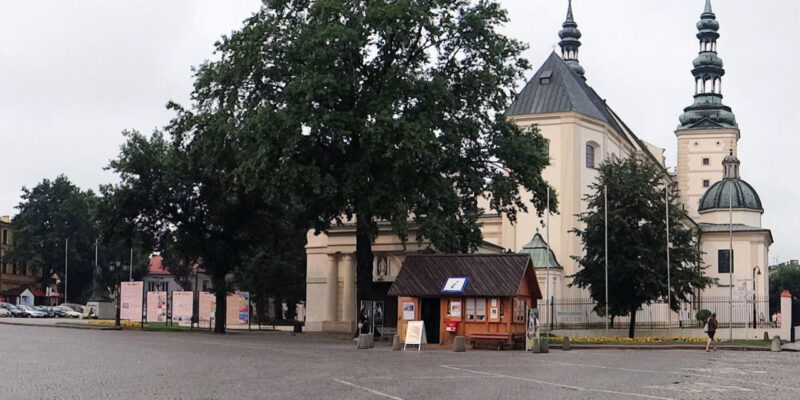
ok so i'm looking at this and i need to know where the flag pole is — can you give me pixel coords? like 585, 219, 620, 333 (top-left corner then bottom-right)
666, 186, 672, 336
604, 185, 609, 337
546, 186, 551, 331
729, 182, 733, 341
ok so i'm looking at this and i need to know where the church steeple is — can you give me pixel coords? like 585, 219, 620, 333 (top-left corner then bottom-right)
559, 0, 585, 78
722, 149, 741, 179
678, 0, 737, 129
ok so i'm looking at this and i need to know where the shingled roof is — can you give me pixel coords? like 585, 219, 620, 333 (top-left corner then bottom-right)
388, 254, 541, 298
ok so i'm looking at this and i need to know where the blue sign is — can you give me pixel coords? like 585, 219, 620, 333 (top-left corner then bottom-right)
441, 277, 470, 294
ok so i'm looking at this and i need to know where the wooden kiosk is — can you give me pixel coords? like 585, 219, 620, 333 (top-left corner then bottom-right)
388, 254, 542, 349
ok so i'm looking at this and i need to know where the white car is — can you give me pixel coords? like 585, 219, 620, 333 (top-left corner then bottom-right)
0, 308, 10, 317
56, 306, 82, 318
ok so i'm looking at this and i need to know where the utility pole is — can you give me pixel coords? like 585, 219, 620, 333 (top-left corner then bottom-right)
728, 187, 733, 341
129, 247, 133, 282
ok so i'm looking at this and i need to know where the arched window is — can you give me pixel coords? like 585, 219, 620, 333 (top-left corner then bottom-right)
586, 143, 596, 169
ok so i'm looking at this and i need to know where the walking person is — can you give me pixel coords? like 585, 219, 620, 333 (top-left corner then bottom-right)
704, 313, 718, 352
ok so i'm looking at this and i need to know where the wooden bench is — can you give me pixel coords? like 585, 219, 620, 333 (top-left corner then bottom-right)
469, 332, 526, 350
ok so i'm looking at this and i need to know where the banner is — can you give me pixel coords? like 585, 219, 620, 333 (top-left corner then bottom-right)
146, 291, 167, 322
172, 291, 194, 326
403, 320, 427, 351
226, 292, 249, 325
199, 292, 216, 328
526, 308, 540, 352
120, 281, 143, 321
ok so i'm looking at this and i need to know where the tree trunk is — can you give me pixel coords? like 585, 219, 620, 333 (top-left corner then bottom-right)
355, 220, 374, 336
628, 304, 637, 338
610, 315, 615, 329
214, 279, 227, 334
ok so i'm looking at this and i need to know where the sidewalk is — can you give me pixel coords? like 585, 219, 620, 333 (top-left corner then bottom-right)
0, 317, 296, 332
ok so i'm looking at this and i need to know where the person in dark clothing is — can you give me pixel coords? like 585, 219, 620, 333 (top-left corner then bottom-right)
705, 313, 718, 352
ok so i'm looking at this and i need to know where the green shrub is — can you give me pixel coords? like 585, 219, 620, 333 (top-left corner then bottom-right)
696, 309, 712, 323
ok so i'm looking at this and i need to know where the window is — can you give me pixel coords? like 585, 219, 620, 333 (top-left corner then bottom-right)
539, 70, 552, 85
703, 180, 710, 188
515, 299, 526, 323
718, 249, 733, 273
465, 298, 475, 321
1, 229, 7, 245
475, 299, 486, 321
702, 158, 710, 166
586, 144, 596, 168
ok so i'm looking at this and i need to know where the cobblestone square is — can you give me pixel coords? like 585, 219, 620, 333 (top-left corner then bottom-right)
1, 324, 798, 399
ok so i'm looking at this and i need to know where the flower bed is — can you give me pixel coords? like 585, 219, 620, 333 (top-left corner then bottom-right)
548, 336, 706, 344
88, 320, 140, 327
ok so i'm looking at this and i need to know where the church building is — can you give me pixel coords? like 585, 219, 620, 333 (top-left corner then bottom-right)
304, 0, 772, 334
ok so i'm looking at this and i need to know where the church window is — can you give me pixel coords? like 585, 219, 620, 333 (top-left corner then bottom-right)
703, 180, 710, 188
539, 70, 552, 85
703, 158, 710, 165
718, 249, 733, 274
585, 144, 596, 168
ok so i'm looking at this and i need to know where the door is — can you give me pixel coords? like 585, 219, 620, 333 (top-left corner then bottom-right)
421, 298, 440, 344
792, 298, 800, 342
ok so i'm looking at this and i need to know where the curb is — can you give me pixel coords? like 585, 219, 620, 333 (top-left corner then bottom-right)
548, 343, 769, 351
0, 320, 121, 331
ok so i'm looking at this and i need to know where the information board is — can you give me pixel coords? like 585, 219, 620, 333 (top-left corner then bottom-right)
146, 291, 167, 322
172, 291, 194, 326
199, 292, 216, 328
226, 292, 249, 325
403, 320, 427, 351
120, 281, 143, 321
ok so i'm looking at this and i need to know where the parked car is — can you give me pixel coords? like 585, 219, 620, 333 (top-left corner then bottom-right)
34, 306, 55, 318
0, 302, 26, 318
17, 304, 47, 318
0, 308, 10, 317
45, 306, 67, 318
55, 306, 82, 318
61, 303, 85, 313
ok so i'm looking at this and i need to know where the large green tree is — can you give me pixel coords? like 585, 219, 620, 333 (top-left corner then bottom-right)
11, 176, 96, 303
194, 0, 556, 324
570, 155, 714, 338
769, 263, 800, 313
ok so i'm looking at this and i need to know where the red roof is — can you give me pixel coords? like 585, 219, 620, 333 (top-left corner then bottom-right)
32, 291, 47, 297
148, 255, 200, 275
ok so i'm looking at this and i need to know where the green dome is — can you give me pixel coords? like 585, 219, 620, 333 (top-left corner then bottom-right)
693, 53, 723, 68
518, 233, 562, 270
698, 179, 763, 213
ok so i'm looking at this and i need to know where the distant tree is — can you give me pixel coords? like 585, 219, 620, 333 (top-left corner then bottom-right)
570, 155, 714, 338
194, 0, 556, 325
11, 176, 96, 303
769, 263, 800, 313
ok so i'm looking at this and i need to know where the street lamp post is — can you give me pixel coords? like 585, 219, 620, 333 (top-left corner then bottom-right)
752, 266, 761, 328
112, 261, 126, 327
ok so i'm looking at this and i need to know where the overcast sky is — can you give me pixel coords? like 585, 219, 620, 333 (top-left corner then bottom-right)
1, 0, 796, 262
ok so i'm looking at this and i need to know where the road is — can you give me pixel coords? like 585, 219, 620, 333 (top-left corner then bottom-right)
0, 324, 797, 399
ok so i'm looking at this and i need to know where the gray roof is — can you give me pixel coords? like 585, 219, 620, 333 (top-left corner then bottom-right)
518, 233, 562, 270
698, 178, 763, 213
507, 52, 609, 121
698, 223, 773, 243
387, 254, 541, 298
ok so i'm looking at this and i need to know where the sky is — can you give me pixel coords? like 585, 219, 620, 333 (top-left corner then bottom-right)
0, 0, 796, 263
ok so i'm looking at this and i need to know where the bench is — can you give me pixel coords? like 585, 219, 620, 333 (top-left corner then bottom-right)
468, 332, 526, 350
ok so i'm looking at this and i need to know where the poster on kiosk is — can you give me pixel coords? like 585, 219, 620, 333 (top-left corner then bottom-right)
119, 282, 143, 321
172, 291, 194, 326
146, 291, 167, 322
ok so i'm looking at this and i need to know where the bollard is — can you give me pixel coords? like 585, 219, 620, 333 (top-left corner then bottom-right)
771, 336, 782, 352
763, 332, 770, 341
541, 336, 550, 353
357, 333, 371, 349
453, 336, 466, 352
368, 334, 375, 348
392, 334, 402, 351
532, 338, 541, 353
562, 336, 571, 351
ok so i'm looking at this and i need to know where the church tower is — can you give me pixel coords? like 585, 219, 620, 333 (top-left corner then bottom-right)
675, 0, 740, 218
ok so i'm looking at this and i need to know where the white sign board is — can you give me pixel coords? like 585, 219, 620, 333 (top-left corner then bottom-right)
403, 321, 427, 351
442, 277, 469, 294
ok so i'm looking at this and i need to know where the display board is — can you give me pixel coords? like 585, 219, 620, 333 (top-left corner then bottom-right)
199, 292, 216, 328
403, 320, 427, 351
172, 291, 194, 326
146, 291, 167, 322
120, 282, 143, 321
226, 292, 249, 325
525, 308, 540, 352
